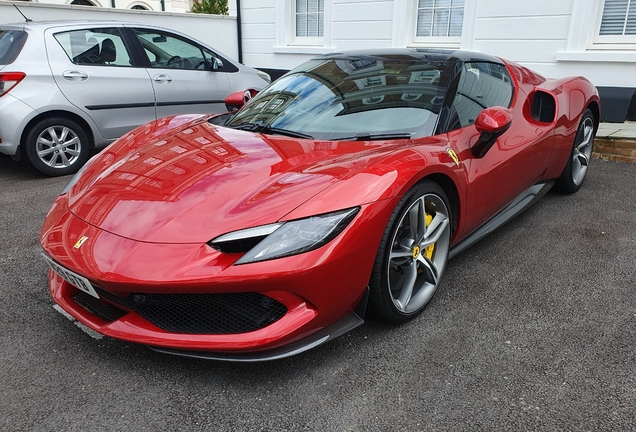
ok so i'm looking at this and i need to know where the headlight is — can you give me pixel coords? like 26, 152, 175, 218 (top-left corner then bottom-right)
208, 207, 359, 264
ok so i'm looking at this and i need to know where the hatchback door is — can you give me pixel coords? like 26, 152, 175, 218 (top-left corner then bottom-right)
45, 26, 156, 140
129, 27, 232, 119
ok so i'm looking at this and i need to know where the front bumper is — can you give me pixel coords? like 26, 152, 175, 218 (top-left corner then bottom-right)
41, 199, 382, 359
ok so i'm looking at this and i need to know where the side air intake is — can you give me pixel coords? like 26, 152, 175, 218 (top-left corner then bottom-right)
531, 91, 556, 123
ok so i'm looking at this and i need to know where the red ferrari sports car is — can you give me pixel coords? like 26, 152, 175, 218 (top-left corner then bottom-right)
40, 49, 599, 361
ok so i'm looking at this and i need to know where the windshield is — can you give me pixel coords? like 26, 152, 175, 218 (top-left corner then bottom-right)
226, 55, 453, 140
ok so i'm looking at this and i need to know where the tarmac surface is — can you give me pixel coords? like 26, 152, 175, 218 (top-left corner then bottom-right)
1, 154, 635, 431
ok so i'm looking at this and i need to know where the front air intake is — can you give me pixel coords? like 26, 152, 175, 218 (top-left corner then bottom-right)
532, 91, 556, 123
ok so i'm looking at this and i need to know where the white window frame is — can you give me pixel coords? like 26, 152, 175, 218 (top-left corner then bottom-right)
392, 0, 477, 50
557, 0, 636, 63
594, 0, 636, 46
274, 0, 333, 54
412, 0, 464, 47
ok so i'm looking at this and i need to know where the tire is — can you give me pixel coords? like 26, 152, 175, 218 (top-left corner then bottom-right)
369, 180, 452, 324
554, 109, 595, 194
24, 117, 90, 177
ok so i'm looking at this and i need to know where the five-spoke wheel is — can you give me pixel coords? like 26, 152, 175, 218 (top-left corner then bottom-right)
555, 108, 595, 193
370, 181, 452, 323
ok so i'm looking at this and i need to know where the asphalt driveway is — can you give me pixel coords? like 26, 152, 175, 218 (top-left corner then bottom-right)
1, 154, 634, 431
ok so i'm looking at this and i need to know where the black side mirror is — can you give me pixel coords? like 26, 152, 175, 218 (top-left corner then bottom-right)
471, 106, 513, 158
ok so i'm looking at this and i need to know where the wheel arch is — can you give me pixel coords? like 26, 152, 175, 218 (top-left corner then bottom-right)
20, 110, 96, 158
422, 172, 460, 237
587, 100, 600, 133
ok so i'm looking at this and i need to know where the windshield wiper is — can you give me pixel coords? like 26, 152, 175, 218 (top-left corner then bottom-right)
230, 122, 314, 139
334, 133, 412, 141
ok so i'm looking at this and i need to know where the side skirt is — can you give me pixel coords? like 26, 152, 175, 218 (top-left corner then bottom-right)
449, 181, 554, 259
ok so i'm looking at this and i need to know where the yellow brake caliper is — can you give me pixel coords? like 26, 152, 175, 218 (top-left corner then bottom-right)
423, 213, 435, 259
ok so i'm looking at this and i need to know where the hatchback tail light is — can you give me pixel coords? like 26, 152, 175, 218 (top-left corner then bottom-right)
0, 72, 26, 97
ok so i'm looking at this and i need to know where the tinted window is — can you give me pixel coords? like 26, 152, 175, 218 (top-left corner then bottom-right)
0, 30, 27, 65
54, 28, 133, 67
450, 61, 513, 129
226, 56, 453, 140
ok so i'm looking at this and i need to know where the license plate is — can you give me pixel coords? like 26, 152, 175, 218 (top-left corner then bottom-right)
42, 253, 99, 299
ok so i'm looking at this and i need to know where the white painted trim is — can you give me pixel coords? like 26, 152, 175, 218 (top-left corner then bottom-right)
273, 45, 334, 54
556, 50, 636, 62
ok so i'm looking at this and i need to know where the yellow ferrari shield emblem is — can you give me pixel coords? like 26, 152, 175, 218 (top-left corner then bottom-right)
412, 245, 420, 259
447, 148, 460, 166
73, 235, 88, 249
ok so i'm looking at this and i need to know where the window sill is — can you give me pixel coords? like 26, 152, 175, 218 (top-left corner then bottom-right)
556, 51, 636, 63
273, 46, 336, 55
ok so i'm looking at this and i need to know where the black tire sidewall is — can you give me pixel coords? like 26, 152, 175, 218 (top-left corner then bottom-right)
555, 109, 594, 194
369, 180, 451, 324
24, 117, 90, 177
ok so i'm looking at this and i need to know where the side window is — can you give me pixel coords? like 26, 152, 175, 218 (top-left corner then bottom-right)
54, 28, 133, 67
451, 62, 514, 129
133, 29, 206, 70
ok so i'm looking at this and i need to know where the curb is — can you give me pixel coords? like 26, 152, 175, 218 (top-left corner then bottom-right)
593, 137, 636, 163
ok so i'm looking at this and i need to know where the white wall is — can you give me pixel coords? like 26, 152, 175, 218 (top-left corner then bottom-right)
0, 0, 239, 60
239, 0, 635, 88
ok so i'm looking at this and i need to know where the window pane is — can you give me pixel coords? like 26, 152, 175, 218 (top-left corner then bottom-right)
627, 0, 636, 34
54, 28, 132, 67
416, 0, 463, 38
308, 13, 318, 37
417, 9, 433, 37
296, 14, 307, 37
135, 30, 204, 70
600, 0, 629, 35
296, 0, 324, 38
432, 9, 450, 37
451, 62, 513, 130
449, 8, 464, 37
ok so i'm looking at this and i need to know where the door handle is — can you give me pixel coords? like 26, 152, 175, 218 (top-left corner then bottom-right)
62, 71, 88, 81
153, 74, 173, 84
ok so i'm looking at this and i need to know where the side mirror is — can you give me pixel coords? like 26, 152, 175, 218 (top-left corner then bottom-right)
471, 106, 513, 158
211, 57, 224, 70
224, 89, 258, 112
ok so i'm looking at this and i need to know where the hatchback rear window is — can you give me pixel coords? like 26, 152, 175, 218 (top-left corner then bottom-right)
0, 30, 28, 65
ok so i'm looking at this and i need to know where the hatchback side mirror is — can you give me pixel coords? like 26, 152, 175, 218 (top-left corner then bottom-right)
211, 57, 224, 70
471, 106, 513, 158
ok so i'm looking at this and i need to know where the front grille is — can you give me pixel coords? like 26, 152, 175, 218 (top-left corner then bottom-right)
91, 287, 287, 334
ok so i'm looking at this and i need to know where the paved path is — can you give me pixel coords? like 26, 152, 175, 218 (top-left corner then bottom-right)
0, 155, 635, 431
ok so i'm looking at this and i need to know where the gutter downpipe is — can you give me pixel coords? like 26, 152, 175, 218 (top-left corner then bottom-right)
236, 0, 243, 64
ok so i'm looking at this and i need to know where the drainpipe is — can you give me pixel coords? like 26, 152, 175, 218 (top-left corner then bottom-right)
161, 0, 165, 11
236, 0, 243, 64
111, 0, 116, 7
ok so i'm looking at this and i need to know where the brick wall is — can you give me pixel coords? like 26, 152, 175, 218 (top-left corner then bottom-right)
593, 138, 636, 163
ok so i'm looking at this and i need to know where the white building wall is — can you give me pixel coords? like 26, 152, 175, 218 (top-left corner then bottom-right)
239, 0, 634, 89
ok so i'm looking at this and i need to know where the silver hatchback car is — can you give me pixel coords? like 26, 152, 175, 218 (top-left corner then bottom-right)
0, 20, 270, 176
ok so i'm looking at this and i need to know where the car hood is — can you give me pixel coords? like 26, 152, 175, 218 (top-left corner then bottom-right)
67, 117, 408, 243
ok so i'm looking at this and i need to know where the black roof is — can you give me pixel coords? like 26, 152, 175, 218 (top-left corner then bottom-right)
315, 48, 504, 65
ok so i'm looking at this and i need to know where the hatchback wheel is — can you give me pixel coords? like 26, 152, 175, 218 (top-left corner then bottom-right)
24, 117, 90, 177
